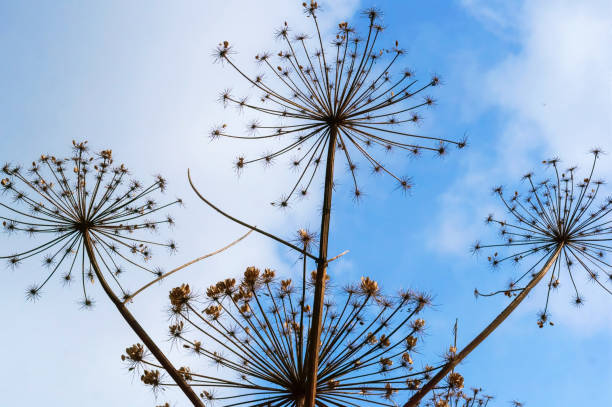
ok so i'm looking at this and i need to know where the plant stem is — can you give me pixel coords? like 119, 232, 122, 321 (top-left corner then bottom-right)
304, 125, 338, 406
403, 245, 563, 407
83, 231, 204, 407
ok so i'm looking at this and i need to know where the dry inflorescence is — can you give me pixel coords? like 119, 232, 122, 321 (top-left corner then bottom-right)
123, 266, 472, 406
0, 141, 207, 406
403, 151, 612, 407
0, 141, 180, 303
211, 1, 465, 206
426, 386, 495, 407
473, 150, 612, 326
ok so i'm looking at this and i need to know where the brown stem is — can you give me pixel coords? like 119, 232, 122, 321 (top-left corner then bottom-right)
304, 125, 338, 406
187, 169, 318, 261
404, 245, 563, 407
123, 230, 253, 304
83, 231, 204, 407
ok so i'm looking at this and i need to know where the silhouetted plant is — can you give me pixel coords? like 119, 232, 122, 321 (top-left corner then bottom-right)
426, 387, 495, 407
0, 141, 203, 406
126, 263, 470, 406
0, 142, 179, 301
404, 151, 611, 406
204, 2, 466, 403
213, 7, 464, 205
473, 150, 612, 325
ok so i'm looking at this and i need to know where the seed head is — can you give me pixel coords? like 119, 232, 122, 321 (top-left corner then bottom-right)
475, 152, 612, 326
0, 142, 180, 304
140, 271, 443, 405
209, 4, 465, 207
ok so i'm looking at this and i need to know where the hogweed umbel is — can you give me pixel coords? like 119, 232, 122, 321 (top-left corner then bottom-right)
472, 150, 612, 325
212, 3, 465, 205
125, 266, 470, 406
426, 386, 494, 407
405, 150, 612, 407
0, 141, 179, 302
206, 3, 467, 404
210, 2, 466, 207
0, 141, 204, 406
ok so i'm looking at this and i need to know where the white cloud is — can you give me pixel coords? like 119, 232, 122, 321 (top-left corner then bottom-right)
0, 1, 361, 406
438, 0, 612, 251
433, 0, 612, 333
483, 0, 612, 167
460, 0, 522, 38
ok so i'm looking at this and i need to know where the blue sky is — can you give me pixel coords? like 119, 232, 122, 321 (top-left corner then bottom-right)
1, 1, 610, 406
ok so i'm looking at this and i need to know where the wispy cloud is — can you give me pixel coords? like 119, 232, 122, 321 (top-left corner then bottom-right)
433, 0, 612, 333
0, 1, 362, 406
482, 0, 611, 166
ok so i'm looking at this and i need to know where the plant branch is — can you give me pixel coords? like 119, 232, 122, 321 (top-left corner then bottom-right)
304, 124, 338, 406
83, 231, 204, 407
123, 230, 253, 304
187, 169, 317, 261
403, 244, 563, 407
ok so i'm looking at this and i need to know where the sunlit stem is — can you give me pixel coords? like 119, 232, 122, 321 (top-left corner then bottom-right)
122, 230, 253, 304
82, 231, 204, 407
404, 244, 564, 407
304, 124, 338, 406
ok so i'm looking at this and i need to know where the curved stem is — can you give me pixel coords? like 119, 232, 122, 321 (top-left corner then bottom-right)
82, 231, 204, 407
122, 230, 253, 304
304, 124, 338, 406
403, 244, 564, 407
187, 169, 317, 261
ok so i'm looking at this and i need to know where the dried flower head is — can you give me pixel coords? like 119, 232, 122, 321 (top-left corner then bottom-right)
141, 369, 162, 388
0, 141, 180, 303
211, 4, 465, 205
132, 266, 454, 406
473, 151, 611, 325
121, 343, 150, 373
425, 386, 495, 407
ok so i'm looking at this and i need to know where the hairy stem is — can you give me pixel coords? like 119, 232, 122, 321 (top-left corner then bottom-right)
304, 124, 338, 406
83, 231, 204, 407
404, 244, 563, 407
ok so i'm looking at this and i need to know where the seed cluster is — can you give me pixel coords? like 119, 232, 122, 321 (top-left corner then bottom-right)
124, 264, 468, 406
0, 141, 181, 304
211, 2, 465, 207
473, 151, 612, 326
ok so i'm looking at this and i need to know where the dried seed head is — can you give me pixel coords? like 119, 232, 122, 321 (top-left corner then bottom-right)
141, 369, 161, 387
475, 152, 612, 325
169, 284, 192, 308
155, 271, 440, 404
209, 3, 464, 208
447, 372, 464, 390
360, 276, 379, 296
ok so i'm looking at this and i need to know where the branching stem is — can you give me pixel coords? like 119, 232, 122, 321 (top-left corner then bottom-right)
83, 231, 204, 407
305, 124, 338, 406
403, 244, 564, 407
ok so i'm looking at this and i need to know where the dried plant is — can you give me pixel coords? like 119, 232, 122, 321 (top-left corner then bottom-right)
205, 3, 466, 403
0, 141, 179, 301
0, 141, 202, 406
404, 151, 612, 406
213, 5, 465, 205
473, 150, 612, 324
126, 263, 470, 406
426, 387, 495, 407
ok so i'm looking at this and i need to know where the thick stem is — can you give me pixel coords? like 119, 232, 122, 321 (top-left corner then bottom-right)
83, 231, 204, 407
404, 245, 563, 407
304, 125, 338, 406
